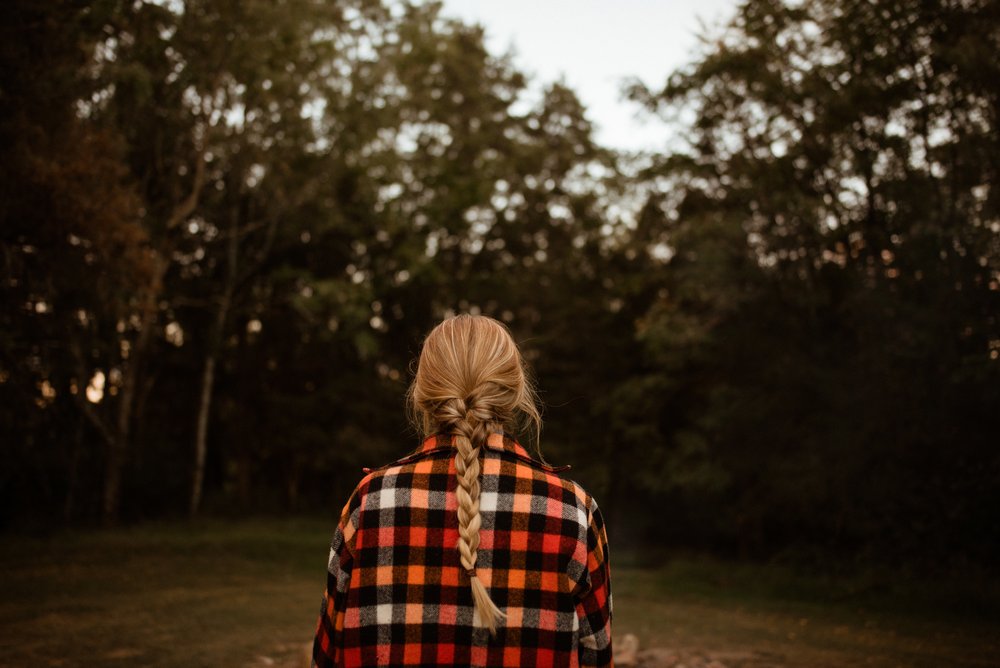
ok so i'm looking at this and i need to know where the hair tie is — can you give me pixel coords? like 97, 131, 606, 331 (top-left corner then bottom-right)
465, 567, 477, 578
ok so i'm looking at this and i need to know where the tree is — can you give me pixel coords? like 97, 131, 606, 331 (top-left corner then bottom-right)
624, 0, 1000, 560
0, 0, 150, 525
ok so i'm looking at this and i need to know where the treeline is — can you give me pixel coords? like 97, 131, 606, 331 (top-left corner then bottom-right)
2, 0, 997, 568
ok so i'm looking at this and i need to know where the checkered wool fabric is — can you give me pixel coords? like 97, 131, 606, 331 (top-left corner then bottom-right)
312, 431, 613, 667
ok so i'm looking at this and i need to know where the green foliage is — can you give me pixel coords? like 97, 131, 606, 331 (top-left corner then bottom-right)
1, 0, 996, 570
622, 0, 1000, 561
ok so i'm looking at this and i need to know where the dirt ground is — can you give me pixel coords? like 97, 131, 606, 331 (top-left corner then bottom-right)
2, 520, 997, 668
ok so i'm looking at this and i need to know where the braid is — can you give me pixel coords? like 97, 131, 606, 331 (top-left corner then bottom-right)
438, 394, 506, 634
408, 314, 542, 634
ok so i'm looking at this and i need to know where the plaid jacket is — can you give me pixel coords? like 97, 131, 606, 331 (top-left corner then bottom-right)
312, 431, 613, 667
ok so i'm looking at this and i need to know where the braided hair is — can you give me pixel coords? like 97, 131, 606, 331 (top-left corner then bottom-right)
408, 315, 541, 634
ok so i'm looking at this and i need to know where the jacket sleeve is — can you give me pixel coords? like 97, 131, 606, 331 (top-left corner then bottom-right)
311, 488, 361, 668
574, 495, 613, 667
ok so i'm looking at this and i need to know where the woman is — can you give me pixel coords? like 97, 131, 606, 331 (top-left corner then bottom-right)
312, 314, 613, 667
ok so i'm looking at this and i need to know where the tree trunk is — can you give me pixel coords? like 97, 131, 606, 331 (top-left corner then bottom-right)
102, 254, 166, 525
189, 289, 231, 516
95, 135, 207, 525
189, 354, 216, 516
64, 413, 83, 522
189, 184, 240, 516
132, 368, 159, 471
101, 440, 126, 525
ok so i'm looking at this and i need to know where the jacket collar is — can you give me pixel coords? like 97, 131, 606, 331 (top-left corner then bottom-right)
421, 430, 534, 460
364, 431, 567, 475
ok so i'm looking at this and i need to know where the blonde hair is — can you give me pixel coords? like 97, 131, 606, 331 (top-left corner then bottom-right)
407, 314, 542, 634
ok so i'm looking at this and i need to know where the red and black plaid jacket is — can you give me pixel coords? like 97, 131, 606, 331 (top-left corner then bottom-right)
312, 431, 613, 667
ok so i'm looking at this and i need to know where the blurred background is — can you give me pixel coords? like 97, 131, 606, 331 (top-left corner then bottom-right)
2, 0, 999, 664
4, 0, 999, 566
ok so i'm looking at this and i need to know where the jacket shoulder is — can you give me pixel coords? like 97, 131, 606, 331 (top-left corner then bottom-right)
361, 444, 451, 475
500, 448, 572, 475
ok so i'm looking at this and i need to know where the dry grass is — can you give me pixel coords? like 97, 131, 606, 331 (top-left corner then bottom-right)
0, 519, 323, 667
0, 519, 996, 667
612, 562, 1000, 667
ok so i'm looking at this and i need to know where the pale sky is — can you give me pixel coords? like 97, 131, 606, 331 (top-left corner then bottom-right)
437, 0, 742, 152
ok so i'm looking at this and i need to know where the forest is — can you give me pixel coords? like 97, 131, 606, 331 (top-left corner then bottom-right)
2, 0, 998, 573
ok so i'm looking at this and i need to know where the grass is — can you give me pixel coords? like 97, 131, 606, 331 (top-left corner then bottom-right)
610, 554, 1000, 667
1, 518, 997, 667
0, 518, 327, 668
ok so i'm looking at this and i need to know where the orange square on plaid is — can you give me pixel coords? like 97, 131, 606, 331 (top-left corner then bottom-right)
512, 491, 531, 514
507, 568, 527, 590
410, 487, 429, 508
405, 603, 422, 625
439, 565, 459, 587
509, 529, 529, 551
538, 608, 558, 630
539, 569, 559, 592
503, 645, 521, 665
409, 525, 428, 546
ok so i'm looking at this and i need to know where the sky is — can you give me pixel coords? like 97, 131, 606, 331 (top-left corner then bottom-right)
436, 0, 742, 152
